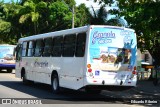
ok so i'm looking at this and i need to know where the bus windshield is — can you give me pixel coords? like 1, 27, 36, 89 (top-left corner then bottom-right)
89, 27, 137, 71
0, 45, 15, 59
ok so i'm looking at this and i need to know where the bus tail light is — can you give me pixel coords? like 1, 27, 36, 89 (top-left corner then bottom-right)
132, 66, 137, 75
132, 70, 137, 75
88, 68, 92, 72
87, 64, 92, 72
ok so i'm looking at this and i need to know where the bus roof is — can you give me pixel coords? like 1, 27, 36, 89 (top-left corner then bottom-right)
18, 25, 135, 42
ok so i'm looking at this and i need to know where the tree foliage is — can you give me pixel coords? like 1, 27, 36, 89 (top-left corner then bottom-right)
0, 0, 122, 45
95, 0, 160, 64
48, 1, 72, 30
90, 4, 108, 25
75, 3, 91, 27
90, 0, 126, 26
19, 0, 48, 34
117, 0, 160, 65
117, 0, 160, 50
0, 1, 21, 44
0, 0, 85, 44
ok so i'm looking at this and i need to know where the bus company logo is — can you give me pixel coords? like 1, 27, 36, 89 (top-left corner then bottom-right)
34, 61, 48, 67
92, 31, 115, 44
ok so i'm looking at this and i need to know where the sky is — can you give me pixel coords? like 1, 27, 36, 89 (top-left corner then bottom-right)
75, 0, 100, 8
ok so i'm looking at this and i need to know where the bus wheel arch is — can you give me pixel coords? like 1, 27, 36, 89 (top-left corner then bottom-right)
51, 70, 60, 94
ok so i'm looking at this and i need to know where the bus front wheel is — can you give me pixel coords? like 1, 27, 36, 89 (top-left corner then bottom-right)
22, 71, 28, 84
51, 74, 60, 94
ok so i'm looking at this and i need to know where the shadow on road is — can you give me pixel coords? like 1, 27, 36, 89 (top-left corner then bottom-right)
0, 81, 122, 103
0, 76, 160, 106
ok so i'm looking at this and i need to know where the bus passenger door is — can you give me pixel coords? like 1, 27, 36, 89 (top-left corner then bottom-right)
15, 44, 22, 78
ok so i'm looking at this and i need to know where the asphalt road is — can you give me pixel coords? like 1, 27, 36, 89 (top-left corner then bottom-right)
0, 71, 156, 107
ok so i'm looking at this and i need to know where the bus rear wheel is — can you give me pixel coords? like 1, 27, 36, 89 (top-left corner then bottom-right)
51, 74, 60, 94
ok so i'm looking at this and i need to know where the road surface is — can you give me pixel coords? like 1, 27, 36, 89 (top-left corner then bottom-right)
0, 71, 157, 106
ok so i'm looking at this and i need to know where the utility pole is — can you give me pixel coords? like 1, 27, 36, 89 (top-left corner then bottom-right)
62, 0, 74, 28
72, 5, 74, 28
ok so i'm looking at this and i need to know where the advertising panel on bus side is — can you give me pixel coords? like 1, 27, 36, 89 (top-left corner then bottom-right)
88, 27, 137, 72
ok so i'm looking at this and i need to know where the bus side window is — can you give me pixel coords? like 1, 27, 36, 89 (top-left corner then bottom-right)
22, 42, 28, 57
75, 33, 86, 57
43, 38, 52, 57
34, 39, 44, 57
52, 36, 63, 57
63, 34, 76, 57
27, 41, 34, 57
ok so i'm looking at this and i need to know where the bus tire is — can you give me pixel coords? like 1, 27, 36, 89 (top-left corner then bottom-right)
51, 74, 60, 94
22, 70, 28, 84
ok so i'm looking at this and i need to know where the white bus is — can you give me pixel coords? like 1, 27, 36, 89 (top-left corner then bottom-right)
15, 25, 137, 94
0, 44, 16, 73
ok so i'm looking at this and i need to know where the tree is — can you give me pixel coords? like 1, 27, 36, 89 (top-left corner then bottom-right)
0, 20, 11, 43
0, 1, 11, 41
75, 3, 91, 27
0, 1, 21, 44
88, 2, 125, 26
94, 0, 160, 62
48, 1, 73, 31
19, 0, 47, 34
89, 4, 108, 25
1, 0, 113, 44
0, 0, 91, 43
116, 0, 160, 65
